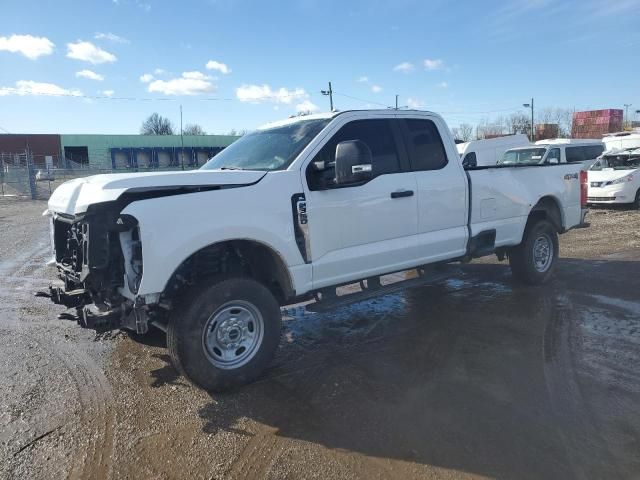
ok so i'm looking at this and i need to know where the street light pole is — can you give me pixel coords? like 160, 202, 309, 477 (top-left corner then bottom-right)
623, 103, 632, 129
523, 98, 535, 141
180, 104, 184, 171
321, 82, 334, 111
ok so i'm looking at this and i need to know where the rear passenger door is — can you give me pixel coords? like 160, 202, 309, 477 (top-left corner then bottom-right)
399, 118, 468, 263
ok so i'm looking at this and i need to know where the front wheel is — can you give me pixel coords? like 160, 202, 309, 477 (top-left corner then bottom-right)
633, 189, 640, 210
167, 277, 282, 392
509, 219, 559, 285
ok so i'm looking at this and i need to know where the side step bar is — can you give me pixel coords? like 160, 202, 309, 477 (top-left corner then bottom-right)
306, 265, 461, 313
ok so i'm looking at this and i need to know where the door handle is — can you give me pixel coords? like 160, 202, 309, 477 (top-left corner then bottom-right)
390, 190, 414, 199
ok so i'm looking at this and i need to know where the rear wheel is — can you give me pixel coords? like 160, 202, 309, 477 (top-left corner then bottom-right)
509, 219, 558, 285
167, 277, 282, 391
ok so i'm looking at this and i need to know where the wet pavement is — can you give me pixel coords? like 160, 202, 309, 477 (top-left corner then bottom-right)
1, 199, 639, 479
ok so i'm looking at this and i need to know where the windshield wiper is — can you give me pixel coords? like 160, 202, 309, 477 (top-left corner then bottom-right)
219, 166, 245, 171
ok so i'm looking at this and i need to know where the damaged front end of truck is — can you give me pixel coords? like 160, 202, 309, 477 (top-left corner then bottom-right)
42, 202, 149, 333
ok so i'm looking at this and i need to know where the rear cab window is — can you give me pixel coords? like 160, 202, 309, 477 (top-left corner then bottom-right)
400, 119, 448, 171
565, 146, 585, 163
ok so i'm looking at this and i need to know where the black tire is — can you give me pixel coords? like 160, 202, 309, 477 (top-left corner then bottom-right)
634, 189, 640, 210
167, 277, 282, 392
509, 219, 559, 285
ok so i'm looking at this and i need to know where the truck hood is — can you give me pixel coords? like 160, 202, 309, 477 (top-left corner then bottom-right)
48, 169, 267, 216
588, 169, 638, 183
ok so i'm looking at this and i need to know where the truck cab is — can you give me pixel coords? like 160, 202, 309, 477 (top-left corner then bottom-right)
500, 139, 605, 168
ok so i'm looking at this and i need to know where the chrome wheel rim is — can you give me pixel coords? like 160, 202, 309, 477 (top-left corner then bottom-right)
533, 233, 553, 272
202, 301, 264, 370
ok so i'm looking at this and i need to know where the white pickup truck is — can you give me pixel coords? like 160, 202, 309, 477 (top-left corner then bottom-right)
44, 110, 589, 391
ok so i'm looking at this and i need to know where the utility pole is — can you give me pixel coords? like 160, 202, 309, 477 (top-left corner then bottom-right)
180, 105, 184, 171
624, 104, 632, 129
523, 98, 535, 141
321, 82, 334, 111
395, 95, 399, 110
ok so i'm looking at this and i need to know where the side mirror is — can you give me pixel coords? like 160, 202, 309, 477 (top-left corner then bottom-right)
462, 155, 477, 169
548, 157, 559, 165
334, 140, 373, 185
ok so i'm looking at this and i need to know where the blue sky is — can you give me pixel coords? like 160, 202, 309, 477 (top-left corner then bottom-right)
1, 0, 639, 134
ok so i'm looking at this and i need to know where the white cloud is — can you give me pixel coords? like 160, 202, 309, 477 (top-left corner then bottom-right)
101, 90, 115, 97
94, 32, 129, 43
0, 80, 82, 97
357, 76, 369, 83
437, 81, 449, 88
205, 60, 231, 74
153, 68, 166, 75
424, 58, 444, 70
393, 62, 414, 73
182, 71, 208, 80
371, 85, 383, 93
407, 97, 424, 109
296, 100, 319, 113
139, 73, 154, 83
76, 69, 104, 81
67, 41, 117, 64
0, 34, 54, 60
236, 84, 307, 104
147, 71, 215, 95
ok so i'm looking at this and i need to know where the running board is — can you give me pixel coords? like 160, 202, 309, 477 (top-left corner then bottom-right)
306, 265, 461, 313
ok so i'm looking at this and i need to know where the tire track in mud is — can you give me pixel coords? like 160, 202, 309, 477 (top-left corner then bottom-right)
224, 298, 460, 479
542, 291, 623, 479
0, 232, 115, 479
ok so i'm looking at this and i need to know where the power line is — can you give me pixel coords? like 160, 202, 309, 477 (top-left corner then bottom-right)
0, 91, 311, 103
333, 92, 389, 108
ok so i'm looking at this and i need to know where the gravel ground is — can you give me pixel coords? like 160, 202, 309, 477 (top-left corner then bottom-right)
1, 198, 639, 479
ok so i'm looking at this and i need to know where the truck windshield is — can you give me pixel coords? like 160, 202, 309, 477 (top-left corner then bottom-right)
589, 155, 640, 171
201, 118, 330, 171
499, 148, 548, 165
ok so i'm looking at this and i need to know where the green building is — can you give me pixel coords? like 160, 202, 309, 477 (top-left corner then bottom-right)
59, 134, 239, 170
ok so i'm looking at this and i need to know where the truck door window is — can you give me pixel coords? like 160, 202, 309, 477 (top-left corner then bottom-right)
402, 119, 448, 171
546, 148, 561, 163
585, 145, 604, 159
307, 119, 400, 190
565, 146, 585, 163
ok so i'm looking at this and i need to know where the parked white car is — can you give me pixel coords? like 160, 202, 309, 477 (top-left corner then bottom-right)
44, 109, 589, 391
457, 134, 530, 167
587, 148, 640, 208
500, 139, 605, 168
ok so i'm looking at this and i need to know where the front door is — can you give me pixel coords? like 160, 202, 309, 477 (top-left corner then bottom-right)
303, 118, 419, 289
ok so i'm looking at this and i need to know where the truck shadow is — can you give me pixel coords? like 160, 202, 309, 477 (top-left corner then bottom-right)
160, 259, 640, 479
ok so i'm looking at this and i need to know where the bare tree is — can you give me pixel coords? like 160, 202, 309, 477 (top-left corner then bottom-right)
504, 112, 530, 136
228, 129, 247, 136
536, 107, 573, 138
457, 123, 474, 142
140, 113, 175, 135
476, 117, 505, 139
183, 123, 206, 135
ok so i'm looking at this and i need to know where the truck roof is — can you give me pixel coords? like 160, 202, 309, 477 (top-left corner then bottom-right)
535, 138, 603, 145
258, 109, 436, 130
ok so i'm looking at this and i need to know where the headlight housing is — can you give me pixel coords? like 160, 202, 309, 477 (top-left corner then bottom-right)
607, 174, 634, 186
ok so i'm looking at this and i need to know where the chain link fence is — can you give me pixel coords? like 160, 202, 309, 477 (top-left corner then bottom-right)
1, 152, 195, 200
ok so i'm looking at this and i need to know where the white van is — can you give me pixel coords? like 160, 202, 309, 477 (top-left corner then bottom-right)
500, 139, 605, 168
603, 132, 640, 152
457, 134, 529, 167
588, 148, 640, 208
